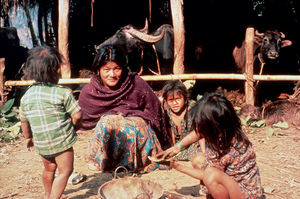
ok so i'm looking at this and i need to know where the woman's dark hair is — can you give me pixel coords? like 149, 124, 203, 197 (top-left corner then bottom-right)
23, 45, 63, 83
189, 91, 250, 155
91, 44, 128, 76
162, 80, 189, 106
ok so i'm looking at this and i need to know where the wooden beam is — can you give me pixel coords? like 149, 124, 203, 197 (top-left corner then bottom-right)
170, 0, 185, 74
244, 27, 255, 105
58, 0, 71, 78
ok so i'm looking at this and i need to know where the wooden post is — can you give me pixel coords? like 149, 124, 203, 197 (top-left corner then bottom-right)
244, 27, 255, 105
0, 58, 5, 107
58, 0, 71, 78
170, 0, 185, 74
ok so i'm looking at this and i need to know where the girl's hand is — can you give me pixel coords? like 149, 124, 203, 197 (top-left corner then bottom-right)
155, 145, 181, 160
25, 138, 34, 151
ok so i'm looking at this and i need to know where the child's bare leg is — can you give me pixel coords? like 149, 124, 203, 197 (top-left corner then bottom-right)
203, 167, 243, 199
50, 148, 74, 199
41, 156, 57, 199
191, 152, 206, 170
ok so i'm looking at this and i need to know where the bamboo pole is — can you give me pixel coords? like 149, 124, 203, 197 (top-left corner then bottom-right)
4, 74, 300, 87
244, 27, 255, 105
58, 0, 71, 78
170, 0, 185, 74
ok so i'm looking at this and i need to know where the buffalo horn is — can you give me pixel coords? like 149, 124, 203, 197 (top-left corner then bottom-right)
125, 27, 165, 43
139, 18, 149, 33
255, 30, 264, 36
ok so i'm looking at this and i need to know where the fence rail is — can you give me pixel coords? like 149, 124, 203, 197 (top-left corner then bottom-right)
4, 73, 300, 86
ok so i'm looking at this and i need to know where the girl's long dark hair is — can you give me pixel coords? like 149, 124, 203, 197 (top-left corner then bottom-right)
190, 92, 251, 155
23, 45, 63, 83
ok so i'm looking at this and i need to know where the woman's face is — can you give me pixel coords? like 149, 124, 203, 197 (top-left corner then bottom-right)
99, 61, 123, 89
166, 92, 186, 114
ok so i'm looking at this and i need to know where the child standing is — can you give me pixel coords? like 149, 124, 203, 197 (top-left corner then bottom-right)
20, 45, 82, 199
156, 92, 263, 198
161, 80, 205, 161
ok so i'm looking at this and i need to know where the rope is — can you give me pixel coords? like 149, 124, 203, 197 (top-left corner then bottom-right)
255, 52, 266, 87
243, 72, 256, 91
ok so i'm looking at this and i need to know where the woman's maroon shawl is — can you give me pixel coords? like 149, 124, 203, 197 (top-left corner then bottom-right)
78, 73, 169, 145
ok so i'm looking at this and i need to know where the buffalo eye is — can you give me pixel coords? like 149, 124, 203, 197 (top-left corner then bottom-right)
277, 39, 282, 46
263, 37, 269, 43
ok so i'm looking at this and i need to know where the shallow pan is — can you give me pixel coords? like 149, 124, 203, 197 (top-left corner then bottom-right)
98, 166, 164, 199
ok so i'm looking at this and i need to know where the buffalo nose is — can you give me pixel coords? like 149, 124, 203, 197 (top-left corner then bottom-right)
267, 51, 279, 59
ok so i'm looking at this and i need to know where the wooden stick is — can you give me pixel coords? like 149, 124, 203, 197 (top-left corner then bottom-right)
4, 74, 300, 87
0, 193, 18, 199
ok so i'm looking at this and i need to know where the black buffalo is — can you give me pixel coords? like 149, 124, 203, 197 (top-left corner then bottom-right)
232, 29, 296, 105
232, 29, 292, 74
0, 27, 28, 80
95, 22, 174, 75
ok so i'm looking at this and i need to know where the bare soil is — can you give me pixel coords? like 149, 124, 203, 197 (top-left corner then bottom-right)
0, 127, 299, 199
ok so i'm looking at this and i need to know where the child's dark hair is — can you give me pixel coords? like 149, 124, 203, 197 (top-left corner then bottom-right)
162, 80, 189, 105
23, 45, 63, 83
190, 92, 250, 155
92, 44, 128, 76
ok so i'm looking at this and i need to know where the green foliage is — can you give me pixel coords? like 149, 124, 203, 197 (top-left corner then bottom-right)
1, 98, 18, 121
240, 116, 266, 128
272, 121, 289, 129
2, 98, 15, 114
0, 122, 21, 143
0, 98, 20, 143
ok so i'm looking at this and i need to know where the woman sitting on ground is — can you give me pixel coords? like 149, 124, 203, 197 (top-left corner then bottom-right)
78, 44, 170, 173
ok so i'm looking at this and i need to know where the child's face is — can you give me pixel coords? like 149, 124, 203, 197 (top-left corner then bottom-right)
166, 92, 186, 114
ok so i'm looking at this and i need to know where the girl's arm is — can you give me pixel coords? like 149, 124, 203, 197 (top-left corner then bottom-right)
199, 138, 206, 153
21, 121, 34, 150
71, 111, 82, 131
170, 127, 176, 145
179, 130, 202, 149
21, 121, 32, 139
155, 130, 202, 159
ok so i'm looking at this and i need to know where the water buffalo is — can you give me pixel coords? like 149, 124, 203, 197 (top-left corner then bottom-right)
232, 29, 292, 74
233, 29, 296, 105
95, 22, 174, 75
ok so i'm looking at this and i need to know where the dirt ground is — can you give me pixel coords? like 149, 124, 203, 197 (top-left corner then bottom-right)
0, 126, 299, 199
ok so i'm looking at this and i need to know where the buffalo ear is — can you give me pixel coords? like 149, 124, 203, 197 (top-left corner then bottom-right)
254, 30, 264, 45
281, 40, 292, 48
254, 36, 263, 45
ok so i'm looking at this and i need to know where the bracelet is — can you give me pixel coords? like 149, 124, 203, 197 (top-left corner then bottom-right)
176, 142, 184, 151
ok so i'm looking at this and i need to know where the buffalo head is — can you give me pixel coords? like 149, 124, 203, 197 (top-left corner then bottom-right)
254, 30, 292, 63
233, 29, 292, 74
95, 22, 174, 75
